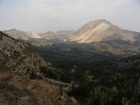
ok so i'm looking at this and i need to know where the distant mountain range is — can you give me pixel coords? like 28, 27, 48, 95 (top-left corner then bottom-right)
3, 29, 41, 40
39, 30, 74, 41
2, 19, 140, 44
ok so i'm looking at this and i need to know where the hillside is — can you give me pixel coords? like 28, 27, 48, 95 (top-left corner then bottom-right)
0, 31, 78, 105
0, 31, 49, 79
69, 19, 140, 43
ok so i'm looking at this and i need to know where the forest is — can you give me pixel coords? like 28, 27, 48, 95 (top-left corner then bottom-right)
34, 43, 140, 105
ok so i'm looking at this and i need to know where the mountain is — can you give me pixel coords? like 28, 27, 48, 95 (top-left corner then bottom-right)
3, 19, 140, 44
69, 19, 140, 43
2, 29, 74, 41
0, 31, 77, 105
39, 30, 74, 41
2, 29, 41, 40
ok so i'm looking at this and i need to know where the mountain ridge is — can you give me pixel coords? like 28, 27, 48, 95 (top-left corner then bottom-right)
2, 19, 140, 44
2, 29, 41, 40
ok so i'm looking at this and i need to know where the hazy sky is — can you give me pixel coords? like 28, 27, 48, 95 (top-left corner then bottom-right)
0, 0, 140, 33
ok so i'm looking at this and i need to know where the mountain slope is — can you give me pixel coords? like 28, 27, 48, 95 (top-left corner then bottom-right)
0, 31, 77, 105
0, 31, 48, 79
69, 19, 140, 43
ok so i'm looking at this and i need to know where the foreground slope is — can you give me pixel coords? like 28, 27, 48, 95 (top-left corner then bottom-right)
69, 19, 140, 43
0, 31, 77, 105
0, 31, 49, 79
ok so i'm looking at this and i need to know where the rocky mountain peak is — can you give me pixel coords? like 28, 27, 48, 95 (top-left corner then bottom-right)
88, 19, 112, 26
69, 19, 140, 43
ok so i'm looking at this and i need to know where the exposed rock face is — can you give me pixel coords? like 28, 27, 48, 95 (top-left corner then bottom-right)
2, 29, 41, 40
0, 32, 78, 105
69, 19, 140, 43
